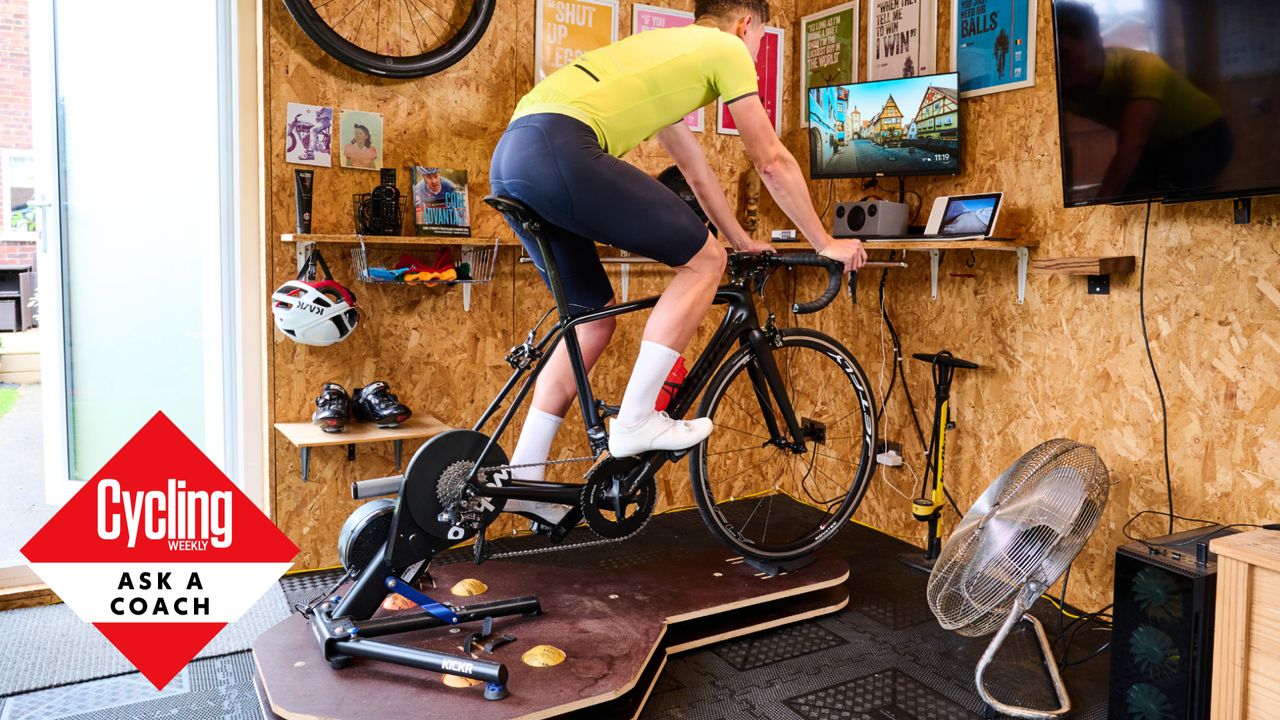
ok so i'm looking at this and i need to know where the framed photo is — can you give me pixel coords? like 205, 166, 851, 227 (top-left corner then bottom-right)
951, 0, 1036, 98
717, 26, 785, 136
284, 103, 332, 167
867, 0, 937, 80
632, 4, 703, 132
338, 110, 383, 171
800, 2, 859, 128
535, 0, 619, 81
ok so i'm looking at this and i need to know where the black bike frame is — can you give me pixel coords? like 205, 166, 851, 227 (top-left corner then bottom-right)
464, 279, 804, 503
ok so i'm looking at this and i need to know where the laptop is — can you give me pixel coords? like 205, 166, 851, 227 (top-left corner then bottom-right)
857, 192, 1003, 242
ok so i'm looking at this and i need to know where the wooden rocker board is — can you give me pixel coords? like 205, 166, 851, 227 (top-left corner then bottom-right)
253, 550, 849, 720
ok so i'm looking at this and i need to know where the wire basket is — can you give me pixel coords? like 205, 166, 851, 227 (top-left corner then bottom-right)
350, 237, 499, 286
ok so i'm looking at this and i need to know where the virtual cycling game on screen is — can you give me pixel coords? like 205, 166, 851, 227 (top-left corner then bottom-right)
809, 72, 961, 179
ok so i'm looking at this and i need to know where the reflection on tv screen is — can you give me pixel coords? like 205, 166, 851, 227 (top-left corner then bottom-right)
1052, 0, 1280, 205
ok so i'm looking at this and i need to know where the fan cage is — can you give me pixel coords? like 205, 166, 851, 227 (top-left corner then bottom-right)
927, 439, 1110, 637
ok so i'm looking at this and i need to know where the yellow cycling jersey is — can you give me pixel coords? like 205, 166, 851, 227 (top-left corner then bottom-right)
1066, 47, 1222, 143
513, 24, 759, 157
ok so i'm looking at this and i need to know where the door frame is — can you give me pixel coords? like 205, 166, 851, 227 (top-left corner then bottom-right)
2, 0, 264, 592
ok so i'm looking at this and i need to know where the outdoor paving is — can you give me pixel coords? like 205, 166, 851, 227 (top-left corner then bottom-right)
0, 383, 54, 567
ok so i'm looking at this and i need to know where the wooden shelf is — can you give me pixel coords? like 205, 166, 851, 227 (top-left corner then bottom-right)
275, 415, 451, 481
835, 237, 1036, 304
1032, 256, 1136, 276
856, 236, 1036, 251
282, 233, 518, 247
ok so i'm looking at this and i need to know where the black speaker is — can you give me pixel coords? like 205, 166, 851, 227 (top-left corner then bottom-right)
1107, 526, 1237, 720
832, 200, 908, 237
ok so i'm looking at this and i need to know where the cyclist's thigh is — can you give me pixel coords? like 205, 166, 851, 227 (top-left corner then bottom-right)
490, 118, 613, 311
554, 146, 710, 268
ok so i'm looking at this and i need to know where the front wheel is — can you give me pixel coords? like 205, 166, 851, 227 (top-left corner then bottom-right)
690, 329, 877, 562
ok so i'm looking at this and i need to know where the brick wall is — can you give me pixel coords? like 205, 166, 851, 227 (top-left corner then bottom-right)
0, 0, 32, 268
0, 239, 34, 268
0, 0, 32, 158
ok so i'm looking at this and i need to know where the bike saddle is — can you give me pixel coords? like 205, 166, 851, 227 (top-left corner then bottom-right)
484, 195, 543, 228
912, 351, 979, 370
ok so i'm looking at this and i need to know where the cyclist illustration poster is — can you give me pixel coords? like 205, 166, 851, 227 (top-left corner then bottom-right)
632, 4, 703, 132
951, 0, 1035, 97
867, 0, 937, 81
284, 103, 332, 167
413, 166, 470, 236
338, 109, 384, 171
717, 26, 784, 136
535, 0, 618, 81
800, 2, 859, 127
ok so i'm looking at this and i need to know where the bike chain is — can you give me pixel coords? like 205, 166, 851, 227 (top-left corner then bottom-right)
464, 454, 656, 561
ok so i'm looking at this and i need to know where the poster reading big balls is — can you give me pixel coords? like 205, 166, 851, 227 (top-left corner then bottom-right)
952, 0, 1036, 97
717, 26, 785, 136
536, 0, 619, 80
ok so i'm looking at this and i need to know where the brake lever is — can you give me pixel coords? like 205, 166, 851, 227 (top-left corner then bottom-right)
848, 271, 858, 306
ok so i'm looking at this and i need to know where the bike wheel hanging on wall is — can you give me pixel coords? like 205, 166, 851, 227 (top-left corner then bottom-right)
282, 0, 496, 78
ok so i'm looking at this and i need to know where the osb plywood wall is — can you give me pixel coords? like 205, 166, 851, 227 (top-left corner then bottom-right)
264, 0, 1280, 611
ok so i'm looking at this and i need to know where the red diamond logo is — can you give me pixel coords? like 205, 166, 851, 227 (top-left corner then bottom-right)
21, 411, 298, 689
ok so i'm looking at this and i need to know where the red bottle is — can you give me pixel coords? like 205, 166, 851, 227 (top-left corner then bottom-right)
655, 356, 688, 412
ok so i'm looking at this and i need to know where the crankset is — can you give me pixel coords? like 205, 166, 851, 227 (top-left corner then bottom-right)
580, 454, 655, 539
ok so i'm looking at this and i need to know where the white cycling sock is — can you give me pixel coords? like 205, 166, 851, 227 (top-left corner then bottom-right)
507, 407, 563, 481
616, 341, 680, 428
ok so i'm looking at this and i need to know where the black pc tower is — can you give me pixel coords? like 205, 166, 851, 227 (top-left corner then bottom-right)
1108, 526, 1237, 720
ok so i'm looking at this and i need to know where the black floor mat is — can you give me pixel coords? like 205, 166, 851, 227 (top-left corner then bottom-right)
1, 499, 1111, 718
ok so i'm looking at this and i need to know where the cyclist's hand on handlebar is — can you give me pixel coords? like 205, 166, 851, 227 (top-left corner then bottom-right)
733, 237, 776, 254
818, 238, 868, 272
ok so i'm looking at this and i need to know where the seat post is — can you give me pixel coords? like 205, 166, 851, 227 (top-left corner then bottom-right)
521, 217, 575, 324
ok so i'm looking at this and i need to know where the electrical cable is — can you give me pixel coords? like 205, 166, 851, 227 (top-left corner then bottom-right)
876, 254, 962, 519
1138, 201, 1175, 534
817, 180, 836, 221
1121, 508, 1272, 552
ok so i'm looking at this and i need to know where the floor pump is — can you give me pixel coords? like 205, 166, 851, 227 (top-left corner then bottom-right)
902, 350, 978, 572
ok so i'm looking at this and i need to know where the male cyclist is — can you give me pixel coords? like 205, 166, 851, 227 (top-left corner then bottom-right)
489, 0, 867, 501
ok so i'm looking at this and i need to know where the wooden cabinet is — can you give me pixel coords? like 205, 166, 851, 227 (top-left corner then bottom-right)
1210, 530, 1280, 719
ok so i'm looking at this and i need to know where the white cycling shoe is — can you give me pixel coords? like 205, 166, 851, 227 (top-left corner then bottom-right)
608, 412, 714, 458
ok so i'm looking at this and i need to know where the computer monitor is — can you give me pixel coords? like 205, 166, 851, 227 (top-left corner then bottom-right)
808, 72, 961, 179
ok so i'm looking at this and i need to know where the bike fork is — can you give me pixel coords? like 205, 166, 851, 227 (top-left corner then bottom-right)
744, 329, 806, 452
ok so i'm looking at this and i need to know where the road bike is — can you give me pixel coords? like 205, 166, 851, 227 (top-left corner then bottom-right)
306, 195, 878, 695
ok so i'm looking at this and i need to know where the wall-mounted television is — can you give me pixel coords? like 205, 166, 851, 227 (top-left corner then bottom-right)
808, 72, 961, 179
1051, 0, 1280, 206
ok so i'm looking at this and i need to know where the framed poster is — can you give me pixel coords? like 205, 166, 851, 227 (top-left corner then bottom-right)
632, 4, 703, 132
717, 26, 785, 136
951, 0, 1035, 97
800, 2, 859, 127
867, 0, 937, 80
535, 0, 619, 81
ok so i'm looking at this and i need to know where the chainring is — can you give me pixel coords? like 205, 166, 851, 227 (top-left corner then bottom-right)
580, 454, 655, 539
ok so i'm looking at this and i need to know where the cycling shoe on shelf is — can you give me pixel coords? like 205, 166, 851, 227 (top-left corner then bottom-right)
353, 381, 413, 428
607, 411, 713, 458
311, 383, 351, 433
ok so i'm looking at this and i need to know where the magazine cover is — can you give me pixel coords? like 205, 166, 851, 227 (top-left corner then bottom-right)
412, 166, 470, 237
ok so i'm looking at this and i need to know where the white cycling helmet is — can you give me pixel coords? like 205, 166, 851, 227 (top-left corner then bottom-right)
272, 279, 359, 346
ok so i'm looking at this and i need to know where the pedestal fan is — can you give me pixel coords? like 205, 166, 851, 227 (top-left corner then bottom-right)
926, 439, 1110, 719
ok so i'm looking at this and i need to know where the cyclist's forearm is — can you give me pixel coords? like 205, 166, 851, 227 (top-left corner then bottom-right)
686, 171, 751, 248
757, 151, 829, 250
